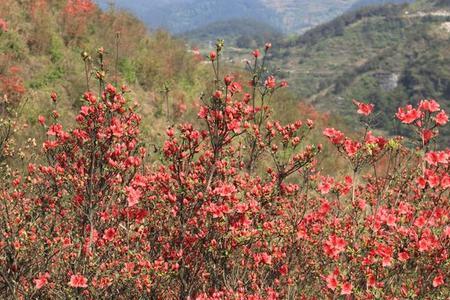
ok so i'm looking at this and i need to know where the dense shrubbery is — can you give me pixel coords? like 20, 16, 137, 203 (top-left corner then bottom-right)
0, 1, 449, 299
0, 31, 449, 299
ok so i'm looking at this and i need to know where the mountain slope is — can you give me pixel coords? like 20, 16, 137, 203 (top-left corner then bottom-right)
270, 1, 450, 144
180, 18, 282, 48
348, 0, 414, 10
0, 0, 205, 145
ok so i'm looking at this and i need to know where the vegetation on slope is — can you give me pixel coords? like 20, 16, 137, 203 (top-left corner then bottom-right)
0, 0, 209, 153
0, 9, 449, 298
348, 0, 414, 11
1, 0, 346, 171
180, 18, 283, 49
270, 1, 450, 145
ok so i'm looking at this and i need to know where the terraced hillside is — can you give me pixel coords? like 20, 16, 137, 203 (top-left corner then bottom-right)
270, 1, 450, 144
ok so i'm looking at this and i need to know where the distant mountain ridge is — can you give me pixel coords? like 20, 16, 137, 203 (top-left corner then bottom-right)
95, 0, 361, 34
348, 0, 414, 11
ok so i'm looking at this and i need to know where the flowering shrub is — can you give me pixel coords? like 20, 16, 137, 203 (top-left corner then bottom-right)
0, 66, 26, 113
0, 42, 448, 299
61, 0, 96, 43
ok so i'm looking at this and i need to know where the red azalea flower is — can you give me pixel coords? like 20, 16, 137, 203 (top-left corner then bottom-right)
353, 100, 374, 116
264, 76, 276, 89
398, 251, 410, 262
279, 264, 288, 275
396, 106, 421, 124
228, 82, 242, 94
434, 110, 448, 125
323, 235, 347, 258
34, 273, 50, 289
318, 176, 334, 194
68, 274, 88, 288
126, 186, 141, 207
421, 129, 435, 144
323, 128, 345, 145
419, 99, 440, 112
325, 273, 339, 290
103, 227, 117, 242
341, 282, 353, 295
414, 216, 427, 228
433, 275, 444, 288
442, 174, 450, 189
344, 139, 361, 157
425, 151, 448, 166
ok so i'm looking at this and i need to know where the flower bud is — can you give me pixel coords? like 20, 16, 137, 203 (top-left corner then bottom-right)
38, 115, 46, 125
213, 90, 223, 99
50, 91, 57, 103
224, 75, 233, 86
209, 51, 216, 61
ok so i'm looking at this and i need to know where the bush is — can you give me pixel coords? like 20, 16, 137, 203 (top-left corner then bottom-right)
0, 42, 449, 299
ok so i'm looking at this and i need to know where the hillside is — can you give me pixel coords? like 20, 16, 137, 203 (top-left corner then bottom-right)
0, 0, 207, 151
180, 18, 283, 48
94, 0, 427, 47
269, 1, 450, 145
348, 0, 414, 10
1, 0, 342, 164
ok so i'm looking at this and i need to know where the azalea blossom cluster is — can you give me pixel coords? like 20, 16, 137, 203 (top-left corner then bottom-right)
62, 0, 96, 40
0, 65, 26, 108
396, 99, 448, 144
321, 99, 449, 298
0, 44, 448, 299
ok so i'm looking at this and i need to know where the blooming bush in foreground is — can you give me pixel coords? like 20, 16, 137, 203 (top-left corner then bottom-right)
0, 42, 448, 299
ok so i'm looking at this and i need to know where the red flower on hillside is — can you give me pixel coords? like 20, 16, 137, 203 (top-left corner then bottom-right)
419, 99, 440, 112
323, 235, 347, 259
325, 273, 339, 290
341, 282, 353, 295
34, 273, 50, 289
396, 106, 421, 124
0, 18, 7, 32
323, 128, 345, 145
435, 110, 448, 126
68, 274, 88, 288
353, 100, 374, 116
264, 76, 276, 89
103, 227, 117, 242
433, 274, 444, 288
125, 186, 141, 207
